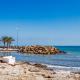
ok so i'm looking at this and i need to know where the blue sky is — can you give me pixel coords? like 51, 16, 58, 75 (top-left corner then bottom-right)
0, 0, 80, 46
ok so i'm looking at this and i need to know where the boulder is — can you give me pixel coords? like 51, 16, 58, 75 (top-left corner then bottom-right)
19, 45, 66, 55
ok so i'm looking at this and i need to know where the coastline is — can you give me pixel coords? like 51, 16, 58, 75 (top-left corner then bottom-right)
25, 61, 80, 72
0, 46, 80, 80
0, 61, 80, 80
0, 48, 18, 52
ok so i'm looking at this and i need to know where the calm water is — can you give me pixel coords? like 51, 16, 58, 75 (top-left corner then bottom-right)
0, 46, 80, 69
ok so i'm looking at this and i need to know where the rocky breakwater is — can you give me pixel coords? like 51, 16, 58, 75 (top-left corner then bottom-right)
19, 45, 66, 54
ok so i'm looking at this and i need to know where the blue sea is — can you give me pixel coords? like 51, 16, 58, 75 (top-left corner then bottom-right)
0, 46, 80, 71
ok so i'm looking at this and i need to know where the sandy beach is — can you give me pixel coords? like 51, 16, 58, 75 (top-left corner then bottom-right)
0, 62, 80, 80
0, 0, 80, 80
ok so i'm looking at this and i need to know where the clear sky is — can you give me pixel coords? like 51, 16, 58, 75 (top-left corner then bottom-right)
0, 0, 80, 46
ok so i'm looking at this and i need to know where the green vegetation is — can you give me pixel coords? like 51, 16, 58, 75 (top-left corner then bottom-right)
1, 36, 14, 48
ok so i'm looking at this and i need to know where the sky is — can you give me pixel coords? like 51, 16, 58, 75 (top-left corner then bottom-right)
0, 0, 80, 46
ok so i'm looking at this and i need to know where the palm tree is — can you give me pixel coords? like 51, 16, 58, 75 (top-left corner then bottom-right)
1, 36, 14, 48
1, 36, 8, 48
7, 37, 14, 48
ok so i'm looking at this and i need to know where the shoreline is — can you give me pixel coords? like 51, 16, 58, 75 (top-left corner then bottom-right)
0, 50, 80, 72
0, 61, 80, 80
0, 48, 18, 52
26, 61, 80, 72
0, 50, 80, 71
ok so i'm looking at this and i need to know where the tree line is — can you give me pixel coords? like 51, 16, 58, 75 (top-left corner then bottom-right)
0, 36, 14, 48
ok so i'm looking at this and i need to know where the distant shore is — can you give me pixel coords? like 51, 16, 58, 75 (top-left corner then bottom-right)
0, 48, 18, 52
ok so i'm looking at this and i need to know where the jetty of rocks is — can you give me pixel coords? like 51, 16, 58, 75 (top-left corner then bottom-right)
18, 45, 66, 54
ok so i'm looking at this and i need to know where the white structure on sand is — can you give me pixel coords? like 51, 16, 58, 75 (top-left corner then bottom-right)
3, 56, 15, 65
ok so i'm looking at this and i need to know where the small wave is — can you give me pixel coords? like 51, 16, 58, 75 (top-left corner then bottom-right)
43, 64, 80, 72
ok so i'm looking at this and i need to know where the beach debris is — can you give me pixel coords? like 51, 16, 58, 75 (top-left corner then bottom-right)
2, 56, 15, 65
28, 67, 40, 72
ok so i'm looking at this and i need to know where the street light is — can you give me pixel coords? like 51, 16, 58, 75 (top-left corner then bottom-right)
16, 27, 19, 48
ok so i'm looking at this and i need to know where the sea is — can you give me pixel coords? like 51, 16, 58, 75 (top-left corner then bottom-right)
0, 46, 80, 71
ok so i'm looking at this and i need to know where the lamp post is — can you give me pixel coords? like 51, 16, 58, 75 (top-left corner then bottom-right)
16, 27, 19, 48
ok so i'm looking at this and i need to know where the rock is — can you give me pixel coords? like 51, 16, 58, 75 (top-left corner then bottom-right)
33, 64, 47, 69
28, 67, 40, 72
19, 45, 66, 55
2, 56, 15, 65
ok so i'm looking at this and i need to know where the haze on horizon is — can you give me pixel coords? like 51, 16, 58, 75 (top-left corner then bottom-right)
0, 0, 80, 46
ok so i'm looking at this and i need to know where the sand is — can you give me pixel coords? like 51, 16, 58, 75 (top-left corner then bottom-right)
0, 62, 80, 80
